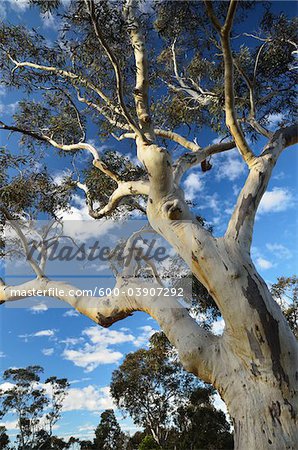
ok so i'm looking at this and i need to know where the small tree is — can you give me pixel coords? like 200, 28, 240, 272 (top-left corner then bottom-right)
111, 332, 198, 447
111, 332, 233, 448
0, 366, 69, 450
93, 409, 126, 450
175, 387, 233, 450
271, 276, 298, 338
0, 427, 10, 450
138, 435, 162, 450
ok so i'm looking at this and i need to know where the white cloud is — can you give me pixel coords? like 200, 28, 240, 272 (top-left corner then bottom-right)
213, 393, 228, 416
0, 101, 19, 116
29, 303, 48, 314
266, 113, 284, 130
7, 0, 30, 12
256, 257, 273, 270
63, 385, 115, 411
211, 318, 225, 335
0, 382, 15, 391
215, 149, 246, 181
0, 351, 6, 358
258, 188, 294, 214
83, 327, 134, 346
42, 348, 54, 356
34, 329, 56, 337
61, 347, 121, 372
0, 419, 18, 430
266, 243, 292, 260
41, 12, 60, 30
133, 325, 157, 347
18, 329, 56, 340
63, 309, 80, 317
57, 195, 119, 241
183, 172, 204, 201
61, 326, 158, 372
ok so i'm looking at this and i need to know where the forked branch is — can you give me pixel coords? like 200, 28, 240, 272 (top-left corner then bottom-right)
205, 0, 255, 166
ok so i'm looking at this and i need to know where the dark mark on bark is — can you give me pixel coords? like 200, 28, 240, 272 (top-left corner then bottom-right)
255, 324, 265, 344
284, 398, 296, 420
97, 310, 133, 328
192, 252, 198, 263
247, 329, 264, 362
242, 267, 289, 385
251, 361, 261, 377
269, 401, 281, 426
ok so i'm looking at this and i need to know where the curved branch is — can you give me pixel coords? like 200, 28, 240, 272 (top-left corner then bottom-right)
174, 140, 235, 183
0, 276, 217, 381
7, 54, 122, 119
0, 121, 120, 182
124, 0, 154, 139
77, 179, 149, 219
225, 124, 298, 250
84, 0, 143, 141
205, 0, 255, 166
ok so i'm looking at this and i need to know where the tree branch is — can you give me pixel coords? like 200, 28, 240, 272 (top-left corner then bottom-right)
84, 0, 143, 141
0, 207, 44, 278
124, 0, 154, 139
76, 179, 149, 219
0, 121, 120, 183
233, 59, 272, 139
7, 54, 126, 122
205, 0, 255, 166
173, 140, 235, 183
0, 276, 217, 381
225, 124, 298, 250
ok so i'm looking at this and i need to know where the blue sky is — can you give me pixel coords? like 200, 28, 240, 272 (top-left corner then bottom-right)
0, 0, 297, 443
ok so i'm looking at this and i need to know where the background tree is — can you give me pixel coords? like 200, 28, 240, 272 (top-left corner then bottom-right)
0, 367, 69, 450
93, 409, 126, 450
138, 435, 162, 450
111, 332, 198, 447
0, 1, 297, 448
175, 387, 233, 450
111, 332, 233, 449
270, 276, 298, 338
0, 427, 10, 450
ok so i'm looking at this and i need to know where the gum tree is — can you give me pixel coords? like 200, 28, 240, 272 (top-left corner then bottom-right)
0, 1, 297, 449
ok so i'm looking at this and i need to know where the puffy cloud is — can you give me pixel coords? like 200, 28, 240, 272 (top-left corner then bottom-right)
63, 385, 115, 411
34, 329, 56, 337
29, 303, 48, 314
133, 325, 157, 347
211, 319, 225, 336
61, 327, 134, 372
258, 188, 294, 214
63, 309, 80, 317
83, 327, 135, 345
42, 348, 54, 356
215, 149, 246, 181
213, 393, 228, 416
0, 101, 19, 116
266, 113, 284, 130
266, 243, 292, 260
0, 382, 15, 391
0, 419, 18, 430
61, 326, 158, 372
18, 329, 56, 340
0, 351, 6, 358
183, 172, 204, 201
256, 257, 273, 270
